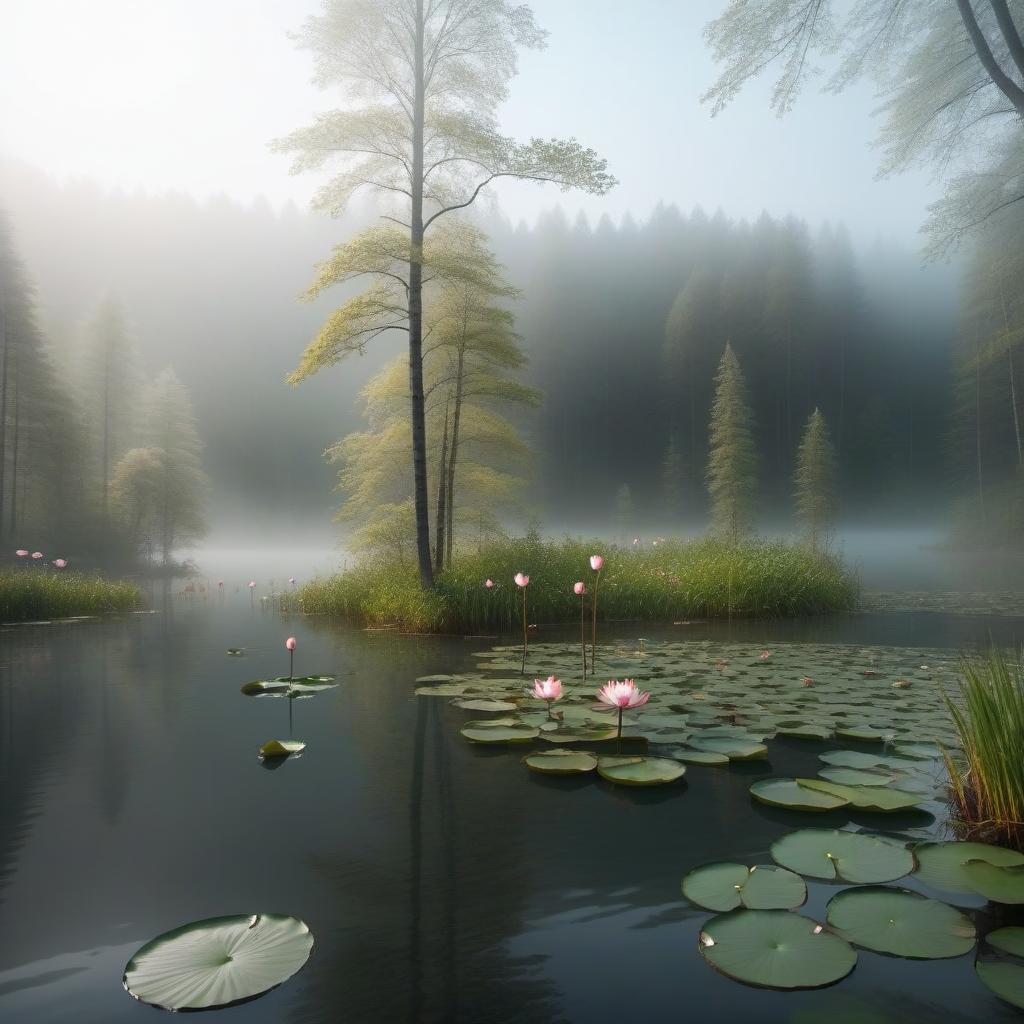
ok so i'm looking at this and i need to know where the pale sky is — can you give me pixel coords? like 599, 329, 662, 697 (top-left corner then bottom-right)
1, 0, 939, 243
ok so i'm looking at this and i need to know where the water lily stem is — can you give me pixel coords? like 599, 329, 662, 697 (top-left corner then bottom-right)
591, 570, 601, 667
289, 650, 293, 681
617, 705, 623, 753
580, 594, 587, 678
521, 588, 528, 675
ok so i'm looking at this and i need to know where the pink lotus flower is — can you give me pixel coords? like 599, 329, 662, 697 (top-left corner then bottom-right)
485, 578, 494, 589
573, 581, 585, 596
532, 675, 563, 702
514, 572, 529, 588
596, 679, 650, 709
759, 650, 772, 660
31, 551, 43, 559
15, 549, 27, 557
248, 581, 256, 588
288, 577, 296, 584
285, 637, 297, 651
53, 559, 67, 569
590, 554, 604, 571
633, 537, 640, 546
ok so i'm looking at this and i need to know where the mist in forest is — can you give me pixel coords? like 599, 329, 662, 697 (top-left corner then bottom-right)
1, 0, 1020, 576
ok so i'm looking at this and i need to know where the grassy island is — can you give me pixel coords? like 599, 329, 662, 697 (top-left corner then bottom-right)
0, 569, 143, 622
289, 537, 859, 633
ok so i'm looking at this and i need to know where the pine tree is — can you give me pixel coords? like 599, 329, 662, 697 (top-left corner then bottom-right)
707, 343, 757, 542
794, 408, 838, 549
661, 433, 686, 521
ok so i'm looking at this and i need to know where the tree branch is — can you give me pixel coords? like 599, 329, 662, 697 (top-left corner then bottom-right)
957, 0, 1024, 115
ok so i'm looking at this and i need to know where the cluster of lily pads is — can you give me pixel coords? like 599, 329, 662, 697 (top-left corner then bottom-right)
417, 638, 963, 786
682, 828, 1024, 1010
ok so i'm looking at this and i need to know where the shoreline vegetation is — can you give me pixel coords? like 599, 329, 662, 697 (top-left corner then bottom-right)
0, 569, 143, 622
285, 537, 859, 633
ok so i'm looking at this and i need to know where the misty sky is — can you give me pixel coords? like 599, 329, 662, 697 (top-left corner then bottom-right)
2, 0, 939, 245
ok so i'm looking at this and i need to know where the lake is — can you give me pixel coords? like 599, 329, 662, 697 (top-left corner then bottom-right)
1, 535, 1023, 1023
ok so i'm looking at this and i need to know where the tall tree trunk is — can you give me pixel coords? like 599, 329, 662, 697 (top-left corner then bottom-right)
102, 366, 111, 522
999, 276, 1024, 467
445, 346, 466, 566
8, 363, 18, 539
434, 399, 449, 573
0, 301, 8, 539
976, 339, 986, 523
408, 0, 434, 588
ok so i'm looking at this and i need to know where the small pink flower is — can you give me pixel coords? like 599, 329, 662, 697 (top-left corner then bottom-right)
285, 637, 297, 651
484, 578, 494, 589
514, 572, 529, 588
759, 650, 772, 660
632, 537, 639, 546
532, 675, 563, 702
53, 559, 68, 569
289, 577, 296, 584
596, 679, 650, 709
15, 549, 28, 557
248, 581, 256, 589
573, 581, 585, 596
590, 554, 604, 571
31, 551, 43, 559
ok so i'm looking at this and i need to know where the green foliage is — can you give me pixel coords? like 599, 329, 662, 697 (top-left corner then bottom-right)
943, 647, 1024, 849
707, 343, 757, 542
794, 408, 839, 548
287, 536, 858, 632
0, 568, 141, 621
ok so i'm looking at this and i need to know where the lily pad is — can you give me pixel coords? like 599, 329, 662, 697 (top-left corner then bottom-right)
596, 756, 686, 786
682, 863, 806, 912
523, 748, 598, 775
826, 887, 975, 959
123, 914, 313, 1011
226, 648, 244, 656
259, 739, 306, 758
987, 926, 1024, 958
698, 909, 857, 989
976, 961, 1024, 1012
835, 725, 891, 743
818, 768, 894, 787
770, 829, 914, 883
913, 841, 1024, 894
689, 737, 768, 761
675, 749, 729, 766
962, 861, 1024, 904
796, 779, 921, 813
451, 698, 519, 712
539, 724, 620, 744
460, 721, 539, 744
749, 779, 848, 812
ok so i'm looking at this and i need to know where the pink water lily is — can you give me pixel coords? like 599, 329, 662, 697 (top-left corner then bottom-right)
597, 679, 650, 709
533, 675, 563, 703
53, 558, 68, 569
484, 578, 494, 589
589, 554, 604, 571
286, 637, 297, 651
15, 549, 27, 557
759, 650, 772, 660
31, 551, 43, 559
573, 581, 585, 596
288, 577, 296, 585
514, 572, 529, 587
248, 581, 256, 588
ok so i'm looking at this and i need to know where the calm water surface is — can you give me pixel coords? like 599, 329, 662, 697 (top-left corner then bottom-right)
2, 569, 1023, 1022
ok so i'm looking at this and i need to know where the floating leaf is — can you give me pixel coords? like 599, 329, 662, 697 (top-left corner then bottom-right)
675, 749, 729, 766
123, 914, 313, 1011
539, 724, 620, 744
682, 863, 806, 912
460, 721, 539, 744
818, 768, 894, 787
834, 725, 891, 743
770, 829, 913, 883
976, 962, 1024, 1012
987, 926, 1024, 958
259, 739, 305, 758
596, 755, 686, 786
796, 778, 921, 813
913, 841, 1024, 894
749, 779, 848, 812
523, 748, 598, 775
689, 737, 768, 760
891, 742, 941, 760
698, 909, 857, 990
451, 698, 518, 712
962, 861, 1024, 904
776, 724, 832, 740
825, 887, 975, 959
226, 648, 244, 656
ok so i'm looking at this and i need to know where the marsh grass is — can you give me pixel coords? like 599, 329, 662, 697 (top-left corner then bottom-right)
943, 647, 1024, 849
0, 569, 142, 622
289, 536, 858, 632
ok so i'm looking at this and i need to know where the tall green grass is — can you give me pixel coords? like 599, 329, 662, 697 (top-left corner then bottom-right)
943, 647, 1024, 849
0, 569, 142, 622
289, 536, 858, 632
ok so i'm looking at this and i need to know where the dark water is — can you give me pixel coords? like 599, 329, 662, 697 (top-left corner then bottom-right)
1, 588, 1022, 1023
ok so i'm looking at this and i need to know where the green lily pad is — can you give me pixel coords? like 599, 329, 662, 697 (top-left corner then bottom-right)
451, 698, 519, 712
596, 756, 686, 786
776, 724, 833, 740
259, 739, 305, 758
770, 829, 914, 883
460, 721, 539, 744
523, 748, 598, 775
819, 750, 893, 769
539, 724, 620, 744
818, 768, 894, 787
987, 926, 1024, 958
675, 749, 729, 766
123, 914, 313, 1011
825, 887, 975, 959
962, 861, 1024, 904
796, 779, 921, 813
891, 742, 942, 760
913, 841, 1024, 894
750, 779, 848, 812
682, 863, 806, 912
835, 725, 891, 742
976, 961, 1024, 1012
689, 737, 768, 760
226, 648, 244, 656
698, 909, 857, 989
